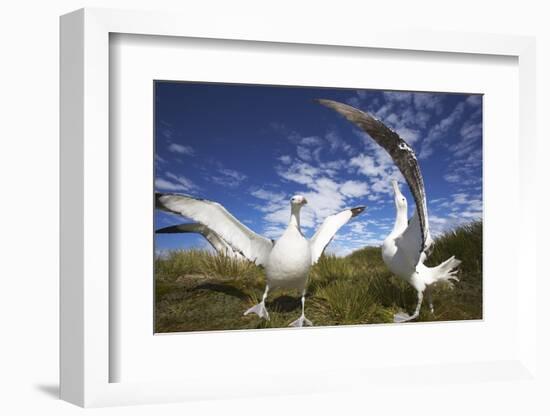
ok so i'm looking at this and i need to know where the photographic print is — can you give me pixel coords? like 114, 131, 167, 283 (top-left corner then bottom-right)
154, 82, 482, 333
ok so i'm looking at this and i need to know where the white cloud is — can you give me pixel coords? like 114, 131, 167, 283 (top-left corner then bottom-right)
324, 131, 353, 154
168, 143, 195, 155
413, 93, 444, 114
251, 188, 286, 201
296, 145, 312, 161
300, 136, 323, 146
155, 172, 198, 192
210, 167, 247, 188
395, 127, 421, 144
276, 160, 319, 185
383, 91, 413, 104
466, 95, 482, 107
340, 180, 369, 198
419, 102, 465, 159
262, 225, 286, 239
444, 173, 461, 183
448, 119, 482, 158
429, 192, 482, 235
278, 155, 292, 164
349, 154, 384, 177
165, 172, 196, 189
268, 159, 371, 235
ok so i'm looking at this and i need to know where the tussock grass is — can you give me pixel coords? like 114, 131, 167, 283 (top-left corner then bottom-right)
155, 221, 483, 332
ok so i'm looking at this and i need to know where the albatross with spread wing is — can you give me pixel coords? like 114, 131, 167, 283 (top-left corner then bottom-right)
318, 99, 461, 322
156, 193, 365, 327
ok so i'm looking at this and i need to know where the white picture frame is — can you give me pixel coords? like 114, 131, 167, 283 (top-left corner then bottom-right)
60, 7, 538, 408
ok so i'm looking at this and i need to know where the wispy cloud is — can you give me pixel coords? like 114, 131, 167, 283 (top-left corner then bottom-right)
278, 155, 292, 165
210, 167, 247, 188
156, 85, 482, 257
168, 143, 195, 155
419, 102, 465, 159
250, 188, 286, 201
155, 172, 198, 192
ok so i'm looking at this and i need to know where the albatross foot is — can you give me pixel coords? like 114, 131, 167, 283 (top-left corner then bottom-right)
244, 302, 269, 320
393, 312, 419, 323
288, 315, 313, 327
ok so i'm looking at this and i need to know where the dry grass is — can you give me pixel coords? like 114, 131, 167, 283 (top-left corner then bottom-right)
155, 221, 483, 332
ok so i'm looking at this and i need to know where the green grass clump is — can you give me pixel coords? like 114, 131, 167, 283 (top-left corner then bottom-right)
154, 249, 205, 282
155, 221, 483, 332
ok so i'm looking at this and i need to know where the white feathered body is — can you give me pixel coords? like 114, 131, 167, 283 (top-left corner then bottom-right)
382, 236, 419, 285
382, 234, 461, 293
265, 226, 312, 291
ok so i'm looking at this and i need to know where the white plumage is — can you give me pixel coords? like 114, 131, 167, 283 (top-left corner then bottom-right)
156, 193, 365, 327
317, 98, 461, 323
383, 180, 461, 322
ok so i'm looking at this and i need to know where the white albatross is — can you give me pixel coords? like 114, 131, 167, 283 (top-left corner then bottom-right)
384, 180, 461, 322
318, 99, 461, 322
156, 193, 365, 327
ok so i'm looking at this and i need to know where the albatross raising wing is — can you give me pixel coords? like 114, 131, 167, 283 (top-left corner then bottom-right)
309, 206, 365, 264
317, 99, 432, 254
156, 193, 273, 266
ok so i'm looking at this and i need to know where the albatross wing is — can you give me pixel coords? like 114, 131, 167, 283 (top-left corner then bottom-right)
309, 206, 365, 264
317, 99, 431, 254
156, 222, 246, 259
156, 193, 273, 266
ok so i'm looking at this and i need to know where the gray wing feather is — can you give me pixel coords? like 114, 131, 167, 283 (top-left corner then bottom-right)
156, 193, 273, 265
317, 99, 432, 254
156, 223, 246, 259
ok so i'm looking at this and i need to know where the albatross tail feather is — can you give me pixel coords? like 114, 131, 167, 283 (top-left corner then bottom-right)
427, 256, 462, 287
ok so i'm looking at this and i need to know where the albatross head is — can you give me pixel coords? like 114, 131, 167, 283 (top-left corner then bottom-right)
290, 195, 308, 208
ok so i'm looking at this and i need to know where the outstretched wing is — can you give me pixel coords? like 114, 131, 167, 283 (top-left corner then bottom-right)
317, 99, 432, 254
156, 193, 273, 266
156, 223, 246, 259
309, 207, 365, 264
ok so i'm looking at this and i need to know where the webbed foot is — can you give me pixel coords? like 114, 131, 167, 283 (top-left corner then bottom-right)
288, 315, 312, 327
244, 302, 269, 320
393, 312, 419, 323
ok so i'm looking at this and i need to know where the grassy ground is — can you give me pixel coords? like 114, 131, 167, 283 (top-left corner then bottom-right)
155, 221, 482, 332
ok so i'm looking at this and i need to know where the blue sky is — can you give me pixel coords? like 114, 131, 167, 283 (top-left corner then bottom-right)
155, 82, 482, 256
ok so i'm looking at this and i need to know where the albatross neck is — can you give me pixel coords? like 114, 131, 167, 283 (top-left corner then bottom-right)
289, 205, 302, 231
391, 205, 408, 236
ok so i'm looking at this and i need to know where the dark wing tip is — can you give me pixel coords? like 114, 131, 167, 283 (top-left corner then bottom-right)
351, 206, 366, 217
155, 225, 181, 234
155, 192, 166, 209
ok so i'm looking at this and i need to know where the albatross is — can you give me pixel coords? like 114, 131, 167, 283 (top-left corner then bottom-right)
156, 193, 365, 327
318, 99, 461, 322
385, 180, 461, 322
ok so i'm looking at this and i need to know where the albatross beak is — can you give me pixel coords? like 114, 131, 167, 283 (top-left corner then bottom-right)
391, 180, 400, 195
